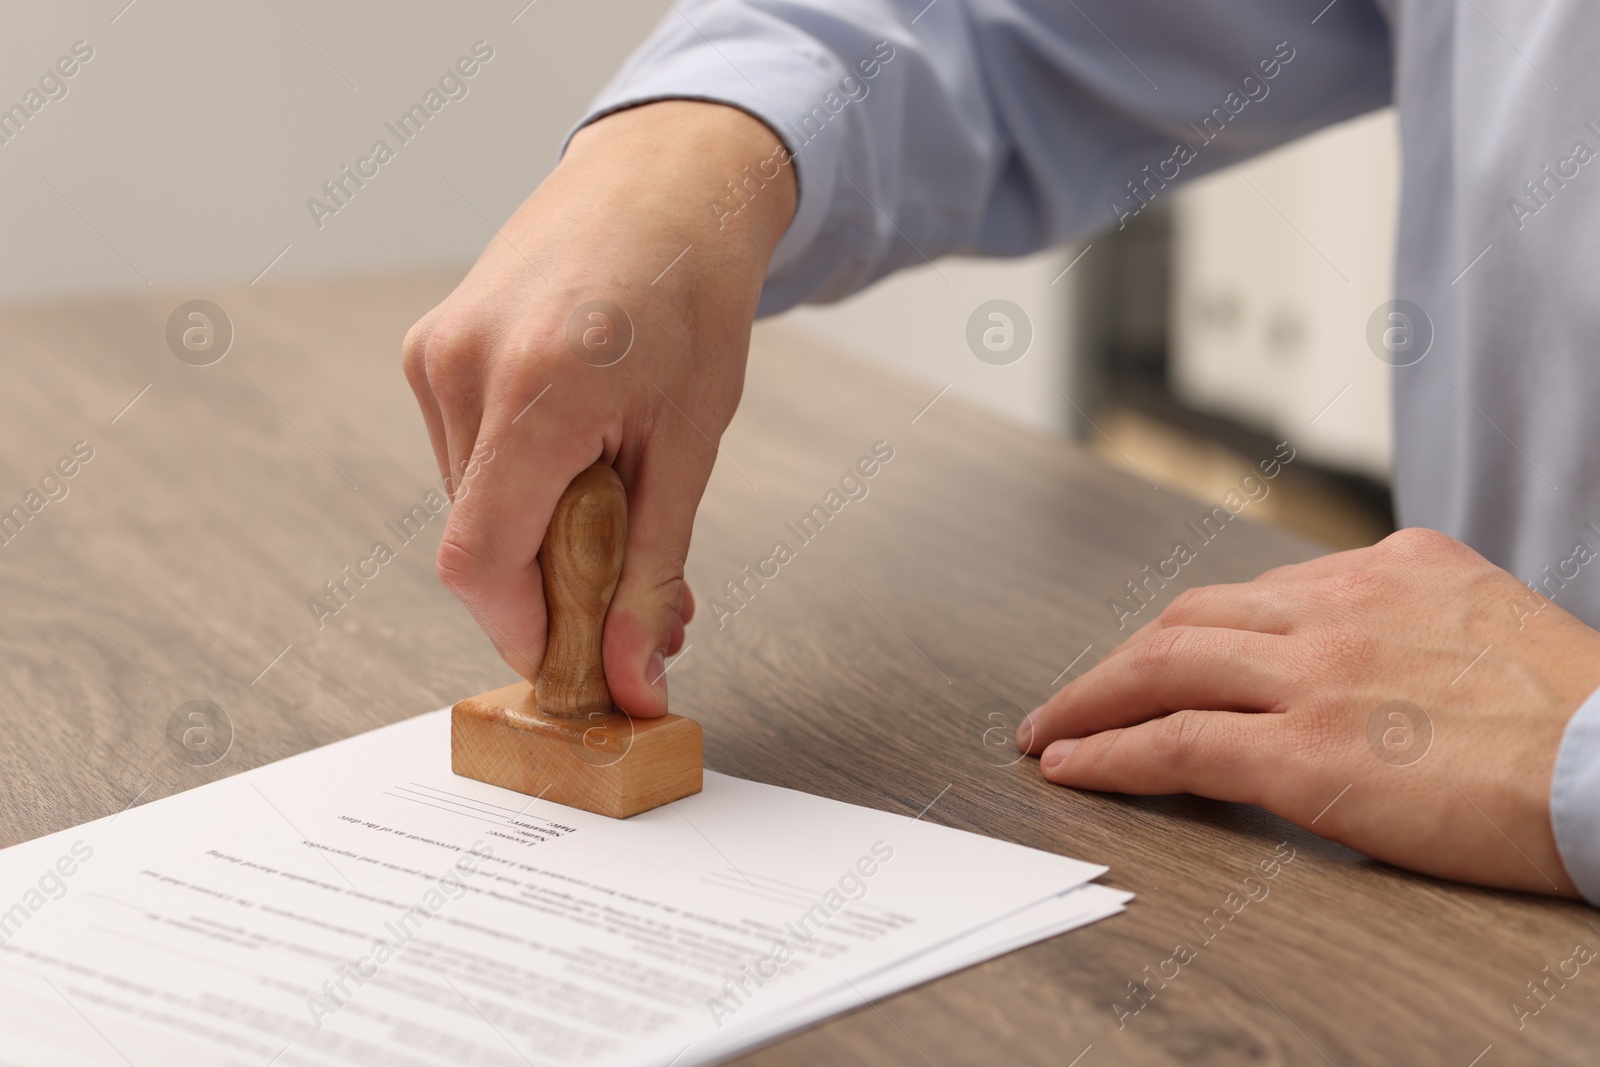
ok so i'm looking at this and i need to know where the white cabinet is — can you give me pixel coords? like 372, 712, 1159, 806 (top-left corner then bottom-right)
1170, 109, 1400, 481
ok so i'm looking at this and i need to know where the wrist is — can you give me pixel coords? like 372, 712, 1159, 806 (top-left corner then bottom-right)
559, 100, 797, 268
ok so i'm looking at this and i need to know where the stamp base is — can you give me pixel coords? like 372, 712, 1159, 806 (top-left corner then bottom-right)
451, 682, 702, 818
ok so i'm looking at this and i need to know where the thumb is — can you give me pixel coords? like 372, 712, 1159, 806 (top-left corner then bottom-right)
604, 436, 708, 717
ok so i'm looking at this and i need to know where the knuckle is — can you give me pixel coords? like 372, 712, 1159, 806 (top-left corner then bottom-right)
1377, 526, 1461, 562
493, 346, 548, 387
1279, 703, 1346, 777
401, 320, 430, 380
1074, 728, 1119, 777
1151, 709, 1206, 766
1135, 625, 1200, 677
1389, 526, 1448, 549
402, 302, 439, 350
435, 534, 489, 590
422, 317, 485, 383
1158, 587, 1209, 627
503, 316, 568, 365
619, 537, 692, 603
621, 566, 689, 611
487, 339, 564, 407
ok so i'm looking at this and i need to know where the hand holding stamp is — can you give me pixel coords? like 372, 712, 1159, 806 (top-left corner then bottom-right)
451, 463, 703, 817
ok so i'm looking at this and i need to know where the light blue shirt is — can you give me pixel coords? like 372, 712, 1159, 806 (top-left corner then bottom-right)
577, 0, 1600, 903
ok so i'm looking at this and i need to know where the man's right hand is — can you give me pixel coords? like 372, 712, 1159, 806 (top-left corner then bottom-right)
401, 100, 796, 716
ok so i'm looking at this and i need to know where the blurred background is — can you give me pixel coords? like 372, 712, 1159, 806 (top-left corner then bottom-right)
3, 0, 1397, 550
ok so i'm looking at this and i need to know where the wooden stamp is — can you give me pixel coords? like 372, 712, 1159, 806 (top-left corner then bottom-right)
451, 463, 703, 817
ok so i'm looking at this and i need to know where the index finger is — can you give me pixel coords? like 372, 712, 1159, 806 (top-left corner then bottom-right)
437, 375, 607, 681
1020, 626, 1293, 754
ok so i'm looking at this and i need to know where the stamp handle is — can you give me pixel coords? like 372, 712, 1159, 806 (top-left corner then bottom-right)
535, 463, 626, 718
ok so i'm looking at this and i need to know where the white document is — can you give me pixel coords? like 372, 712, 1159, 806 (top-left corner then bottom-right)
0, 709, 1126, 1066
699, 882, 1129, 1063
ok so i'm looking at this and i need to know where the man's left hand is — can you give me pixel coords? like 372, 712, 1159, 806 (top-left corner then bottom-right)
1019, 528, 1600, 896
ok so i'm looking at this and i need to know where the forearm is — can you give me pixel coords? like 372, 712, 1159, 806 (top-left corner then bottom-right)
575, 0, 1392, 313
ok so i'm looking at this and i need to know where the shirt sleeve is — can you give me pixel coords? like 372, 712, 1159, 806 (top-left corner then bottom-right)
1552, 686, 1600, 905
571, 0, 1393, 315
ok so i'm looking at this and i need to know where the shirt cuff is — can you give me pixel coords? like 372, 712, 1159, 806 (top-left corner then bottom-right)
562, 41, 850, 294
1551, 683, 1600, 905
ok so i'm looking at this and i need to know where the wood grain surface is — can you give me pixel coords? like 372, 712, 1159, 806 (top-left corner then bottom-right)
0, 274, 1594, 1065
534, 461, 628, 719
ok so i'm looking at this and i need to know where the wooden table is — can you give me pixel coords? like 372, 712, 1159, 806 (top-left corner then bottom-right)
1, 275, 1593, 1065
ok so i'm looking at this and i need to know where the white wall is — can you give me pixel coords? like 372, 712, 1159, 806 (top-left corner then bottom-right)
783, 249, 1082, 435
2, 0, 1073, 435
0, 0, 671, 296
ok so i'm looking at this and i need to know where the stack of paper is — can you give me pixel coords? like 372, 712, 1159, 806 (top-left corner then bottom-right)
0, 710, 1128, 1065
